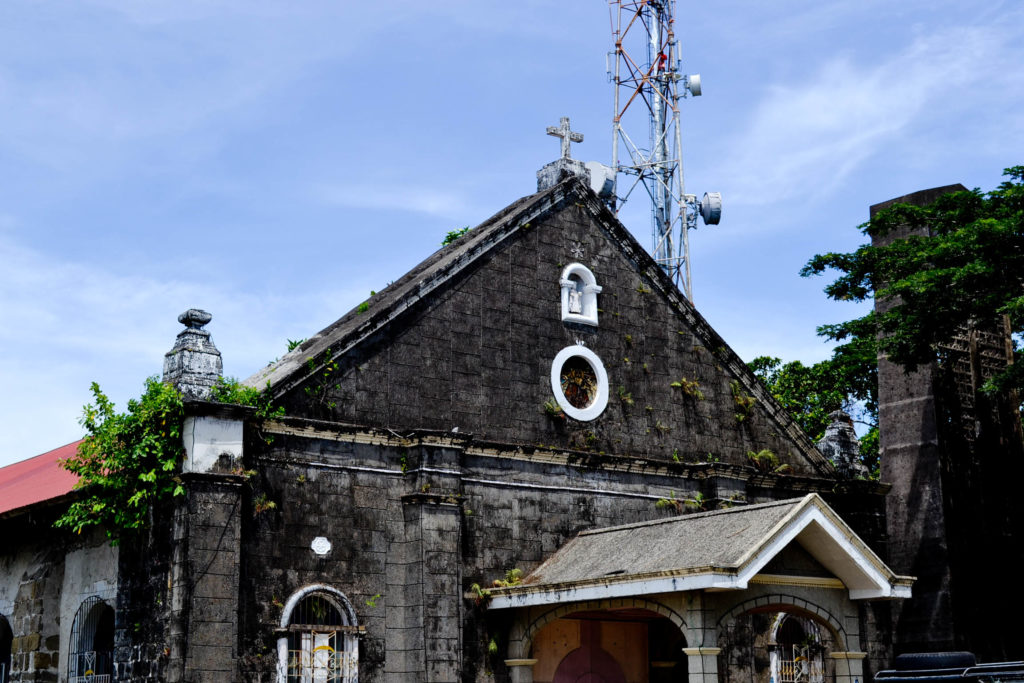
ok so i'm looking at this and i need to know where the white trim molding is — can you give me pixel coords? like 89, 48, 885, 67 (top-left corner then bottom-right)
550, 345, 609, 421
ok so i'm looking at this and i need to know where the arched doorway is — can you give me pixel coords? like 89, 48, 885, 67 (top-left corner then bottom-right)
719, 605, 839, 683
0, 615, 12, 683
770, 614, 826, 683
277, 585, 359, 683
530, 605, 687, 683
68, 597, 115, 683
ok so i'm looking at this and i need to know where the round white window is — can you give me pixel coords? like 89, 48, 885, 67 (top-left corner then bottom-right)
550, 346, 609, 421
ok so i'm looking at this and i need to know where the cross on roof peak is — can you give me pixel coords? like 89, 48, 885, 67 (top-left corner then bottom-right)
546, 116, 583, 160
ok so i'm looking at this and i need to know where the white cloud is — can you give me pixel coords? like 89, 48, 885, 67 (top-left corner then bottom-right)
313, 182, 478, 220
0, 232, 369, 467
713, 21, 1024, 208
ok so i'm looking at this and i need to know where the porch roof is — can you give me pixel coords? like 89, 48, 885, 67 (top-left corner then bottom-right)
488, 493, 913, 610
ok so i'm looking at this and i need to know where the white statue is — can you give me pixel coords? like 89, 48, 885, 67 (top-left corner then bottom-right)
568, 287, 583, 314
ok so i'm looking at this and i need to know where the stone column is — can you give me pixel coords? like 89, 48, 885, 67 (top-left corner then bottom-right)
167, 404, 248, 683
830, 651, 867, 683
386, 444, 464, 682
682, 647, 722, 683
504, 659, 538, 683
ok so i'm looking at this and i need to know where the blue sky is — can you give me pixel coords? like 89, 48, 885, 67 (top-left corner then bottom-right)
1, 0, 1021, 467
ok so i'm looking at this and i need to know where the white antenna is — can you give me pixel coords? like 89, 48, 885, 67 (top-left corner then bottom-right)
606, 0, 721, 302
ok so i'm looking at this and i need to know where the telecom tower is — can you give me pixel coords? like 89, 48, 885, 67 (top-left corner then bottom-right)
607, 0, 720, 302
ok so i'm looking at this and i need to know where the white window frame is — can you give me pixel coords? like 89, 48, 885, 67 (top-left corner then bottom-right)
277, 585, 359, 683
550, 345, 609, 421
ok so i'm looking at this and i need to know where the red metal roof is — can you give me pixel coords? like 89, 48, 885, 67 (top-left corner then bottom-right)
0, 440, 81, 516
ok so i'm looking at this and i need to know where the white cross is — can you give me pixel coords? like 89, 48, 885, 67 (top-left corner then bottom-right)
546, 116, 583, 159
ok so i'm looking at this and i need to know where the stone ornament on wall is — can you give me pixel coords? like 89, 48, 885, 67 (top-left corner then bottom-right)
551, 345, 609, 421
560, 263, 602, 326
310, 537, 332, 556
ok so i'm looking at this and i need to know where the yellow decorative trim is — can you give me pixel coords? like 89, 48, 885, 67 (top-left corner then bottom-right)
504, 659, 539, 667
682, 647, 723, 656
829, 652, 868, 660
750, 573, 845, 589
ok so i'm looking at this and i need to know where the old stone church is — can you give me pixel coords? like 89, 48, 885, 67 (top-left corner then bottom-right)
1, 150, 937, 683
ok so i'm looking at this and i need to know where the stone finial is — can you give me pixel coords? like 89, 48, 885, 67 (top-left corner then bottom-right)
163, 308, 223, 400
817, 410, 869, 479
537, 116, 591, 191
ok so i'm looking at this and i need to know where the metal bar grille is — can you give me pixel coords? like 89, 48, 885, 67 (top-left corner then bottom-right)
68, 597, 114, 682
286, 594, 358, 683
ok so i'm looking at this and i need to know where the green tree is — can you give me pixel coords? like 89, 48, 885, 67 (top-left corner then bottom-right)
749, 350, 879, 477
801, 166, 1024, 396
56, 377, 186, 540
57, 376, 282, 541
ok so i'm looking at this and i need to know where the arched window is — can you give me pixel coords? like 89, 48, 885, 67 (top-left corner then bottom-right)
0, 615, 12, 683
68, 597, 114, 683
559, 263, 602, 326
278, 585, 359, 683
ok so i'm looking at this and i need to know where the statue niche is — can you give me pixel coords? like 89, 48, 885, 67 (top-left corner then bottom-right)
560, 263, 602, 326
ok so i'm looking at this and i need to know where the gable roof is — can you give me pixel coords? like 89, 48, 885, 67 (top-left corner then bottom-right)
0, 440, 81, 517
245, 176, 833, 475
488, 493, 913, 609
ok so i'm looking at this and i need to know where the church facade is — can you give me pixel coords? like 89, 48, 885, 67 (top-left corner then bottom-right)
0, 172, 909, 683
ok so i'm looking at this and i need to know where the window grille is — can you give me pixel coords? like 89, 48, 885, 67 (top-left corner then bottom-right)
68, 597, 114, 683
772, 615, 826, 683
283, 592, 358, 683
777, 645, 825, 683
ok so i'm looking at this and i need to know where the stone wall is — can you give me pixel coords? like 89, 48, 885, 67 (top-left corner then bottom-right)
0, 511, 116, 683
278, 199, 826, 476
238, 419, 889, 682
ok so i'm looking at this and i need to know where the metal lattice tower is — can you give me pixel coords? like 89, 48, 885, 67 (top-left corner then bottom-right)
607, 0, 719, 302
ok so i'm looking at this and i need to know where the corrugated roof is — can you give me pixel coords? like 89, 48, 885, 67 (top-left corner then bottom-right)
0, 440, 81, 516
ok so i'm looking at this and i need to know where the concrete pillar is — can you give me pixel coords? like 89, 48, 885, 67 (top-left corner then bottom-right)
830, 651, 867, 683
175, 475, 244, 683
682, 647, 721, 683
386, 444, 464, 682
167, 405, 247, 683
505, 659, 537, 683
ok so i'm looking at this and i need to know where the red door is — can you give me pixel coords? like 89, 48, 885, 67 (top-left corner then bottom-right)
552, 622, 628, 683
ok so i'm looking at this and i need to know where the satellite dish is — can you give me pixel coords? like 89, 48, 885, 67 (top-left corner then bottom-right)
700, 192, 722, 225
686, 74, 702, 97
585, 160, 615, 199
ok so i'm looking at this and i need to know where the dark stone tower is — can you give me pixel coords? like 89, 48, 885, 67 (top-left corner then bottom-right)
874, 185, 1024, 660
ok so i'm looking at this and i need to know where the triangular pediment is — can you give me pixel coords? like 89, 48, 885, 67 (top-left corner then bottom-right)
245, 177, 835, 476
488, 494, 913, 609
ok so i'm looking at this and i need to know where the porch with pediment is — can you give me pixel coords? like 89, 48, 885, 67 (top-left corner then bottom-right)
489, 494, 912, 683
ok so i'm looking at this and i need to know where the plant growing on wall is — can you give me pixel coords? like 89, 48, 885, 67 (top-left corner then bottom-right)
210, 377, 285, 421
542, 398, 566, 420
442, 226, 471, 245
56, 378, 186, 541
671, 377, 705, 400
746, 449, 792, 474
57, 376, 282, 541
304, 348, 341, 412
731, 380, 756, 422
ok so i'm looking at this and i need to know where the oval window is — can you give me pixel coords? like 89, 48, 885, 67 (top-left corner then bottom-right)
550, 346, 609, 421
